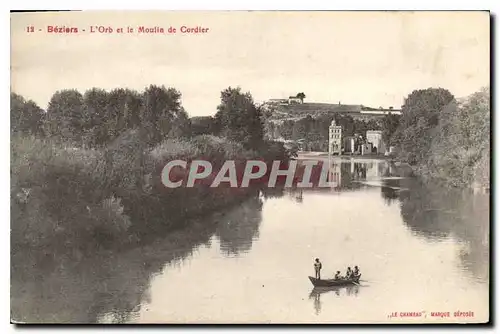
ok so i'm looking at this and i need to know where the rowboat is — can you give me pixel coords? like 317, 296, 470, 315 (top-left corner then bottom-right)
308, 275, 361, 287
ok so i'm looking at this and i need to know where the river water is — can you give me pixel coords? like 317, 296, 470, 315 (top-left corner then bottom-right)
11, 157, 489, 324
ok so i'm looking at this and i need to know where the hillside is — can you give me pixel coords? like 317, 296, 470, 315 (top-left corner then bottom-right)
263, 102, 401, 124
263, 102, 361, 121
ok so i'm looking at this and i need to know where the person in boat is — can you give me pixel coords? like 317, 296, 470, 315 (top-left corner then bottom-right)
314, 258, 322, 279
353, 265, 360, 278
334, 271, 342, 280
346, 266, 353, 279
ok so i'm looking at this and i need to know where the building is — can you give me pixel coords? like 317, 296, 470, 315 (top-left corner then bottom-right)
360, 106, 402, 115
288, 96, 303, 104
342, 136, 356, 154
366, 130, 385, 154
360, 142, 372, 155
266, 98, 289, 106
328, 119, 342, 155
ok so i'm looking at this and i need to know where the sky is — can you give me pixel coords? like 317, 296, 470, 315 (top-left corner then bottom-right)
11, 11, 490, 117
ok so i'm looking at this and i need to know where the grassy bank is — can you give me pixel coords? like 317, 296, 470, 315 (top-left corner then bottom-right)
11, 132, 290, 256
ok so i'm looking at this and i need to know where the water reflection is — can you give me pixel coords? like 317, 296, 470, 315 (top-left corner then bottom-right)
286, 158, 405, 197
10, 193, 264, 323
11, 158, 489, 323
398, 178, 489, 282
309, 285, 360, 315
287, 159, 488, 284
215, 196, 263, 256
380, 185, 399, 205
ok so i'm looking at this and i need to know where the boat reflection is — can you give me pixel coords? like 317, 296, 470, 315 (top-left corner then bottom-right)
308, 285, 360, 315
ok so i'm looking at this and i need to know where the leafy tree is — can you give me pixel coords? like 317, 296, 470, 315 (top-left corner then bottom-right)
398, 88, 455, 164
214, 87, 264, 150
141, 85, 186, 146
382, 113, 401, 147
82, 88, 109, 147
338, 115, 355, 137
44, 89, 86, 144
296, 92, 306, 103
82, 88, 144, 148
426, 87, 490, 187
122, 89, 143, 129
167, 107, 191, 138
354, 119, 369, 137
11, 93, 45, 137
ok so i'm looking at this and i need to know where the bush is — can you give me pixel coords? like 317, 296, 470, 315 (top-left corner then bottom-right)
11, 135, 131, 251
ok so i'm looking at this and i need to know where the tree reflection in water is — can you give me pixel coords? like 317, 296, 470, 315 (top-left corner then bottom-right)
11, 192, 266, 323
397, 178, 489, 282
215, 194, 263, 256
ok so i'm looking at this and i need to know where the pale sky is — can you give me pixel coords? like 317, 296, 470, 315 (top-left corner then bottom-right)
11, 11, 490, 116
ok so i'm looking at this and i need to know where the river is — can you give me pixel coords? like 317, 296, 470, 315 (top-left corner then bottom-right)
10, 157, 489, 324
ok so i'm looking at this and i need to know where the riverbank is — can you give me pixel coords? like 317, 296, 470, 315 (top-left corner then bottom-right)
11, 133, 289, 257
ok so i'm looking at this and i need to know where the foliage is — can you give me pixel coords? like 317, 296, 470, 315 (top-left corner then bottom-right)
82, 88, 112, 147
11, 93, 45, 137
424, 87, 490, 188
10, 85, 314, 257
296, 92, 306, 102
214, 87, 264, 150
190, 116, 216, 136
43, 89, 86, 145
397, 88, 455, 164
33, 85, 191, 149
381, 113, 401, 147
141, 85, 190, 145
11, 135, 132, 250
11, 131, 262, 253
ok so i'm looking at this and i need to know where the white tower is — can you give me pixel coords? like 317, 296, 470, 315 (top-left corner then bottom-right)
328, 119, 342, 156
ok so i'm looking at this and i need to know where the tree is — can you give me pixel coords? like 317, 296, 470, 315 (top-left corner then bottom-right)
296, 92, 306, 103
214, 87, 264, 150
167, 107, 191, 138
82, 88, 109, 147
397, 88, 455, 164
11, 93, 45, 137
141, 85, 186, 146
44, 89, 86, 144
81, 88, 145, 148
382, 113, 401, 147
426, 87, 490, 187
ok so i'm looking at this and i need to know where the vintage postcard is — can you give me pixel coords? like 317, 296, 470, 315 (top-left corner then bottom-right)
10, 10, 490, 324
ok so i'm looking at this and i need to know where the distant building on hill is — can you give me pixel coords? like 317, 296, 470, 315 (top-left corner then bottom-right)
361, 106, 402, 115
288, 96, 303, 104
267, 98, 289, 105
